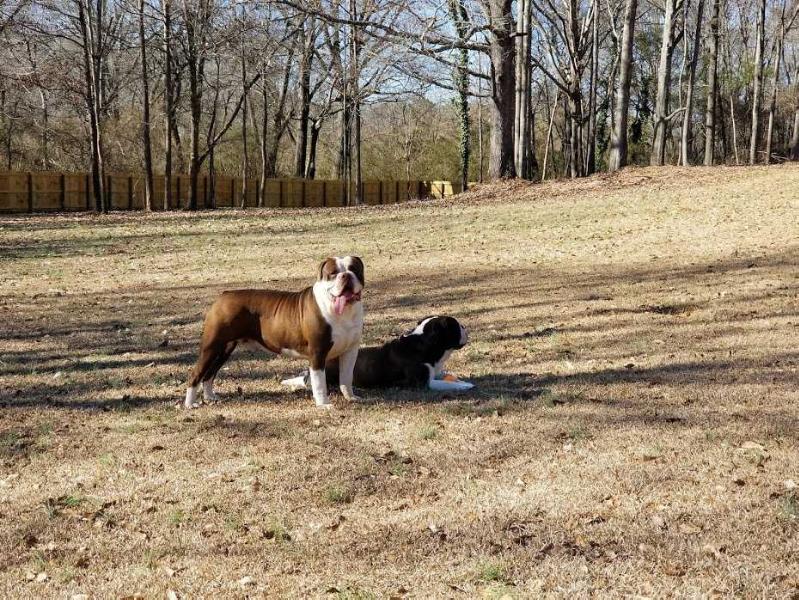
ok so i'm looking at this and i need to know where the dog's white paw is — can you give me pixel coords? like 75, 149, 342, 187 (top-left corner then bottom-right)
316, 402, 333, 410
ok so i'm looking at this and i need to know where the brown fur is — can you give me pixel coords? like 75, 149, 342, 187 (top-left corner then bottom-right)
187, 287, 332, 388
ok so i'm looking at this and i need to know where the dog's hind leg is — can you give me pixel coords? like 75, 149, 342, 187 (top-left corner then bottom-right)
201, 342, 237, 402
186, 345, 223, 408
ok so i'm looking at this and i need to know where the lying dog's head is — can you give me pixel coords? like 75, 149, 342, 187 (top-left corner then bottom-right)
404, 315, 468, 350
317, 256, 364, 315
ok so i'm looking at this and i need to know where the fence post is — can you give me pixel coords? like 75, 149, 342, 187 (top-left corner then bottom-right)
395, 180, 399, 204
203, 176, 207, 208
27, 172, 33, 213
59, 173, 66, 211
128, 176, 133, 210
378, 180, 383, 205
322, 180, 327, 207
85, 174, 90, 210
301, 179, 306, 208
278, 180, 283, 208
176, 177, 181, 209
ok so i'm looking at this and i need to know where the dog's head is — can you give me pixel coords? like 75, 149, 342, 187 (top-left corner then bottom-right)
317, 256, 364, 315
404, 315, 468, 350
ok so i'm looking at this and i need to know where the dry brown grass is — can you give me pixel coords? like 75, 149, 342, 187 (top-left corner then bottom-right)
1, 164, 798, 598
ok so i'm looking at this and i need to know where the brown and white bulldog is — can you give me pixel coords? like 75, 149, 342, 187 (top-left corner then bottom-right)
184, 256, 364, 409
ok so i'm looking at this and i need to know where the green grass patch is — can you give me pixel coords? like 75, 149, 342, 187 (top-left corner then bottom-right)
324, 485, 354, 505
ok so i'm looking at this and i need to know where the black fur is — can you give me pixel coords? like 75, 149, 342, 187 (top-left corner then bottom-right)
326, 316, 466, 389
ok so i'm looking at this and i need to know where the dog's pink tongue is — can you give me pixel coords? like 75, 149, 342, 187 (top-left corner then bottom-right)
334, 295, 347, 315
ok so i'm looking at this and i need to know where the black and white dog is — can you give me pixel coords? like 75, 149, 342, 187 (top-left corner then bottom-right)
281, 316, 472, 392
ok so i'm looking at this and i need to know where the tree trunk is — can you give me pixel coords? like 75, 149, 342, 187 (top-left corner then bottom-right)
451, 0, 471, 191
187, 66, 202, 211
1, 89, 10, 170
765, 2, 788, 164
730, 94, 739, 164
139, 0, 154, 211
585, 0, 599, 175
294, 17, 314, 178
305, 119, 321, 179
764, 37, 782, 164
163, 0, 173, 210
514, 0, 531, 179
183, 0, 205, 211
651, 0, 678, 166
790, 77, 799, 160
749, 0, 766, 164
240, 41, 249, 208
680, 0, 704, 166
541, 89, 558, 181
703, 0, 720, 165
608, 0, 638, 171
258, 64, 268, 205
484, 0, 515, 179
78, 0, 106, 213
39, 89, 50, 169
349, 0, 362, 204
567, 86, 583, 177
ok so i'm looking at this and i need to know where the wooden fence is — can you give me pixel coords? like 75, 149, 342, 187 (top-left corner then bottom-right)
0, 171, 463, 214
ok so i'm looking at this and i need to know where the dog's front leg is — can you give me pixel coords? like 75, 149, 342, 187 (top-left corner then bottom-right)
309, 351, 331, 409
338, 345, 361, 402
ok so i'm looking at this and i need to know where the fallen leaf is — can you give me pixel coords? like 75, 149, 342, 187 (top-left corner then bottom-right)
663, 563, 686, 576
679, 522, 702, 535
741, 441, 765, 451
238, 575, 255, 587
326, 515, 346, 531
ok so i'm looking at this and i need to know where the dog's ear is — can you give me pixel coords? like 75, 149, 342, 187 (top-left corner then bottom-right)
318, 258, 335, 281
349, 256, 365, 287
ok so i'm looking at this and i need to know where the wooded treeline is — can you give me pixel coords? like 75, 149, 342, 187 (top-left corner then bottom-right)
1, 0, 798, 212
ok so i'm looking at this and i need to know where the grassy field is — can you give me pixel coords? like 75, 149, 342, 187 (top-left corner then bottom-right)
1, 165, 798, 598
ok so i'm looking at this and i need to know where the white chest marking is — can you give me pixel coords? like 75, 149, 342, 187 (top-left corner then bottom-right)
312, 281, 363, 359
281, 348, 302, 358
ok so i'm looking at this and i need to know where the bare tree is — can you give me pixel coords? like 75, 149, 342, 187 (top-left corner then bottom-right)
703, 0, 720, 165
608, 0, 638, 171
680, 0, 704, 165
651, 0, 686, 166
748, 0, 765, 164
450, 0, 471, 190
765, 1, 799, 162
138, 0, 154, 210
